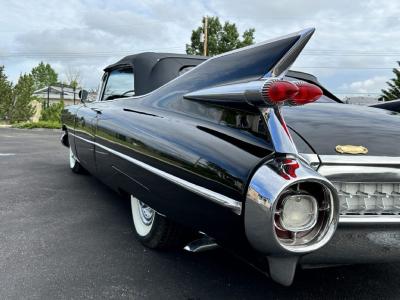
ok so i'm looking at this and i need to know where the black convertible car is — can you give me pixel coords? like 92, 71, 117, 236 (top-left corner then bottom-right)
61, 28, 400, 286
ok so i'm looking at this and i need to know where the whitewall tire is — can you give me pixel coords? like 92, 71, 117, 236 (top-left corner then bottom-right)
130, 195, 197, 250
69, 147, 84, 174
131, 196, 155, 237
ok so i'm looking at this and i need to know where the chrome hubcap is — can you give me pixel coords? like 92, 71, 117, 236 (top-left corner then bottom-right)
138, 201, 155, 225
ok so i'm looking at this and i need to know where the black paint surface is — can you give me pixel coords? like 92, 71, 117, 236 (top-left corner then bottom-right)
1, 128, 399, 299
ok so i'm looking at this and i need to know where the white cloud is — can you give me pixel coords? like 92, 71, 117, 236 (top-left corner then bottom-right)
339, 75, 389, 94
0, 0, 399, 94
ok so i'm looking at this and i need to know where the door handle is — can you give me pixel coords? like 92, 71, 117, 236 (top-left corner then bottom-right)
91, 108, 102, 114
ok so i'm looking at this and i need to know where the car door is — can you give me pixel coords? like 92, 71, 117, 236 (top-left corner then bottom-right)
74, 103, 101, 174
95, 67, 136, 184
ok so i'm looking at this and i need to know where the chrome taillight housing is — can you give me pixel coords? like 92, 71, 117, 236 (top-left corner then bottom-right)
273, 182, 335, 250
245, 157, 339, 255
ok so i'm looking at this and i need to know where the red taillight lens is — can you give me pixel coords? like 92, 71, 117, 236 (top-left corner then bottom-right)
291, 82, 323, 105
265, 81, 299, 103
282, 158, 299, 179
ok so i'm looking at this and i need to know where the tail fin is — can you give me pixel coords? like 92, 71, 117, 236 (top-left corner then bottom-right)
165, 28, 315, 94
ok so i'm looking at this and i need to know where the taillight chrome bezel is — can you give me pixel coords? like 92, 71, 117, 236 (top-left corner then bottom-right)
273, 182, 336, 251
244, 157, 339, 255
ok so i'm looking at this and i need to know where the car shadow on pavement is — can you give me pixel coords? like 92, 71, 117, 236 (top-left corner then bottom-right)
83, 175, 400, 299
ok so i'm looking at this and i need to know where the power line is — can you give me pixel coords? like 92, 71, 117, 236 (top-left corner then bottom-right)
296, 66, 397, 70
332, 92, 381, 95
2, 48, 400, 58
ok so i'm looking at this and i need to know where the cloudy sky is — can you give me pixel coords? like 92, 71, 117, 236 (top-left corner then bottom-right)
1, 0, 399, 99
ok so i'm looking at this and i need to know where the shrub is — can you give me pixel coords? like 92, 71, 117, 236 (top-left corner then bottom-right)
13, 121, 61, 129
41, 101, 64, 122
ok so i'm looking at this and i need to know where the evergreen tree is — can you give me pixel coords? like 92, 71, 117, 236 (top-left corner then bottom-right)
10, 73, 36, 123
31, 62, 58, 90
379, 62, 400, 101
186, 17, 255, 56
0, 66, 14, 122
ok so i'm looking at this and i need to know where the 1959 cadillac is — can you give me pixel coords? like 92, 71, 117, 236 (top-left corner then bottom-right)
61, 28, 400, 286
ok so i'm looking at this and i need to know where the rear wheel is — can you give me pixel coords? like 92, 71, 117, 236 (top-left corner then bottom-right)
130, 196, 196, 250
69, 146, 84, 174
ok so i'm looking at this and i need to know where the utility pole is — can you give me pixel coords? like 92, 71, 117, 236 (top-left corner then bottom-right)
47, 86, 50, 109
61, 83, 64, 101
73, 86, 76, 105
203, 16, 208, 56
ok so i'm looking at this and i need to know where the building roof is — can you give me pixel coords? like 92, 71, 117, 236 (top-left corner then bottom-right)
33, 85, 81, 101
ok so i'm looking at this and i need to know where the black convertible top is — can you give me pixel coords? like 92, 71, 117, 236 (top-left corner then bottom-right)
104, 52, 206, 95
104, 52, 340, 102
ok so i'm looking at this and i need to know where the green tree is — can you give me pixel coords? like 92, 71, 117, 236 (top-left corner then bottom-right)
65, 67, 81, 89
0, 66, 14, 122
379, 62, 400, 101
31, 62, 58, 90
40, 101, 64, 123
9, 73, 36, 123
186, 17, 255, 56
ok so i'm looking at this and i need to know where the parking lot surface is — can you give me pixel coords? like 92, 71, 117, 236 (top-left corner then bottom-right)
1, 128, 399, 299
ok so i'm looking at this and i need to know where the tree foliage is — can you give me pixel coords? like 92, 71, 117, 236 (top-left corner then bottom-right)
10, 73, 36, 123
380, 62, 400, 101
40, 101, 64, 123
31, 62, 58, 90
0, 66, 14, 121
65, 67, 82, 89
186, 17, 255, 56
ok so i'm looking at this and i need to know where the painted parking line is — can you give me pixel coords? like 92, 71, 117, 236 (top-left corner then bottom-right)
0, 153, 16, 156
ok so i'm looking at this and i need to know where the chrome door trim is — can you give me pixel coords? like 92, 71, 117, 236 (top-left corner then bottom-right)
69, 133, 242, 215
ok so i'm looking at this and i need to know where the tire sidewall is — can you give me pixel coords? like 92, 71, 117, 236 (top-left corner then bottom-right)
130, 196, 164, 244
69, 146, 81, 173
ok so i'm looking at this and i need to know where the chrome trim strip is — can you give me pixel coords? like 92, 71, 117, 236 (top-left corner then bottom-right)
340, 215, 400, 224
319, 155, 400, 166
69, 133, 242, 214
299, 153, 320, 167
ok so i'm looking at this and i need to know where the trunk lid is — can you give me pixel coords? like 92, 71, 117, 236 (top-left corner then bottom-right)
283, 103, 400, 156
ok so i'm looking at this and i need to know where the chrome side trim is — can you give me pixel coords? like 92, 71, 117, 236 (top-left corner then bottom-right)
319, 155, 400, 166
69, 133, 242, 215
340, 215, 400, 224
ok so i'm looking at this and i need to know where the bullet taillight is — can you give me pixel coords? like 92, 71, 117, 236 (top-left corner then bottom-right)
262, 80, 323, 106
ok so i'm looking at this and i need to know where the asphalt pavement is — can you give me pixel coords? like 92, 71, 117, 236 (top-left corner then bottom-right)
1, 128, 399, 299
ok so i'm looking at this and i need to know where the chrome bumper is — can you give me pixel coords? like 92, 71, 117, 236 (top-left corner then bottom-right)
301, 222, 400, 265
299, 154, 400, 264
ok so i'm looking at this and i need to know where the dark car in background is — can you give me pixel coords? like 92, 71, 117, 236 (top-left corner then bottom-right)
61, 28, 400, 286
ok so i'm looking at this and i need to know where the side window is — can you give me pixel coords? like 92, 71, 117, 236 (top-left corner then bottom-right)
102, 68, 134, 101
